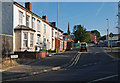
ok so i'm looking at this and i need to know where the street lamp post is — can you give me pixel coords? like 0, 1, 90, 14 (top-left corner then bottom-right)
106, 19, 110, 48
57, 0, 59, 53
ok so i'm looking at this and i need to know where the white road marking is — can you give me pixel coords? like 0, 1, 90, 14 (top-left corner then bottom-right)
88, 74, 118, 83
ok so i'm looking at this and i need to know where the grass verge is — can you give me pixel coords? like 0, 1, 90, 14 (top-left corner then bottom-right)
2, 57, 35, 70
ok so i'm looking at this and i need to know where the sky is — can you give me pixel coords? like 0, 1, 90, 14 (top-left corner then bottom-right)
18, 2, 118, 36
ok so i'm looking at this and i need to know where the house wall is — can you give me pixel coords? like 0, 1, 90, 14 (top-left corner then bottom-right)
13, 4, 36, 52
14, 30, 21, 51
13, 3, 54, 52
90, 34, 97, 42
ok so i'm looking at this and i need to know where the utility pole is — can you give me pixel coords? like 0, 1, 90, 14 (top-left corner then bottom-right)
57, 0, 59, 53
106, 19, 110, 48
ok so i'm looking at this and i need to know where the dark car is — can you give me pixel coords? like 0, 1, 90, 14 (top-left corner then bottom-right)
80, 43, 88, 52
66, 41, 73, 50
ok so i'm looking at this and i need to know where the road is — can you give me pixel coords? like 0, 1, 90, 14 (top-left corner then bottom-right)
8, 46, 119, 82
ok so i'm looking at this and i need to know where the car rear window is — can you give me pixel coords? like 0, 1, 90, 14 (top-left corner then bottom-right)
81, 44, 86, 47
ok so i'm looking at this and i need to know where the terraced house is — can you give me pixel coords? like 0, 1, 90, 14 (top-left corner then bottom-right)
1, 1, 64, 57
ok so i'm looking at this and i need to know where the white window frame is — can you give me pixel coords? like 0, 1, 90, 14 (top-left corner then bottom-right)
26, 15, 30, 27
44, 24, 46, 33
19, 11, 23, 25
23, 32, 28, 47
37, 35, 40, 45
37, 20, 40, 32
30, 33, 34, 47
32, 17, 35, 29
44, 38, 46, 48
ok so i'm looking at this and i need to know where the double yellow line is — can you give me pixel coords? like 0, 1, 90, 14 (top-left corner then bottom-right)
67, 53, 81, 68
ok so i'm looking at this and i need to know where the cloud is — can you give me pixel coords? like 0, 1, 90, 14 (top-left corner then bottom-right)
96, 3, 105, 16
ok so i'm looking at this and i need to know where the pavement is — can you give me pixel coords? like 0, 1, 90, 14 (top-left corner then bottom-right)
2, 48, 79, 82
102, 47, 120, 59
8, 46, 119, 82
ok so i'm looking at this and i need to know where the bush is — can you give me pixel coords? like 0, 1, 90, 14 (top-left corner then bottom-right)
48, 49, 52, 53
43, 48, 46, 51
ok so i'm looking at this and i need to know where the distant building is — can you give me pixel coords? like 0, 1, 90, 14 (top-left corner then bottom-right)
107, 34, 120, 41
63, 22, 74, 50
90, 34, 97, 43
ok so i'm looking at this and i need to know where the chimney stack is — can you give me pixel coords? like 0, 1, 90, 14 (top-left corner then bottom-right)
51, 22, 56, 27
25, 2, 32, 11
42, 15, 47, 21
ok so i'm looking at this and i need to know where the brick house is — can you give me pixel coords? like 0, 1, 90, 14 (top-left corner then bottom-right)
90, 34, 97, 43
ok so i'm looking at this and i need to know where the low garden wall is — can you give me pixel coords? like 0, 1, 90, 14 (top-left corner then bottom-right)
14, 51, 49, 59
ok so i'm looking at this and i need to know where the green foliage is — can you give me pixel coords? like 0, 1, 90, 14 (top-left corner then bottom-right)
39, 49, 42, 51
63, 33, 69, 35
73, 25, 91, 43
48, 49, 52, 53
99, 35, 106, 40
43, 48, 46, 51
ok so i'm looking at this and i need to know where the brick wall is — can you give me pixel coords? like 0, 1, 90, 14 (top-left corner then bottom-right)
90, 34, 96, 42
14, 51, 48, 59
55, 38, 60, 49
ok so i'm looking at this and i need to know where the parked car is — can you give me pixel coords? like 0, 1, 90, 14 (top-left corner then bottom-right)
66, 41, 73, 50
80, 43, 88, 52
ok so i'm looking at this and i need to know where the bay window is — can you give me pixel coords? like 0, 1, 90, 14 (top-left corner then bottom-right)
30, 33, 34, 47
23, 32, 28, 47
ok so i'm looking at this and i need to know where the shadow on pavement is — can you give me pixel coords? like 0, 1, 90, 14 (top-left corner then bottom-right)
2, 48, 79, 81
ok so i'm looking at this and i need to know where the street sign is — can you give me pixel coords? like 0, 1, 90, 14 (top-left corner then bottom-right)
11, 55, 18, 59
109, 32, 114, 37
109, 32, 113, 52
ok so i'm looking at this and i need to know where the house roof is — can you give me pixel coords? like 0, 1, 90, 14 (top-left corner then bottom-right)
13, 2, 63, 33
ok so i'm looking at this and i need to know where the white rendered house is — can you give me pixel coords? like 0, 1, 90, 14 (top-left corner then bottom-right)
13, 2, 63, 52
1, 1, 63, 55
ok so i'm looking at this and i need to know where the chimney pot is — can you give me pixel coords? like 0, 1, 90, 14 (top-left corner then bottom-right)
42, 15, 47, 21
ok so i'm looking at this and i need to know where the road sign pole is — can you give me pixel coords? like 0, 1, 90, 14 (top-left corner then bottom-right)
109, 32, 113, 53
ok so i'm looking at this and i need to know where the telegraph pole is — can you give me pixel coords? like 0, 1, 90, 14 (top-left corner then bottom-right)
106, 19, 110, 48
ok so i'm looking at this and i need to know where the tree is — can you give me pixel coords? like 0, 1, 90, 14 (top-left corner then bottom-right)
91, 30, 101, 40
63, 33, 69, 35
99, 35, 106, 40
73, 25, 91, 43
